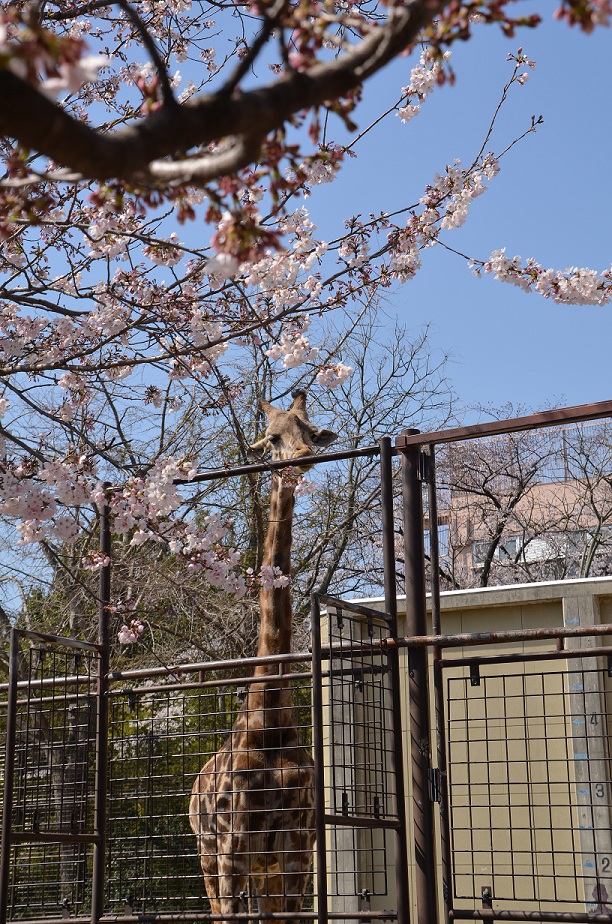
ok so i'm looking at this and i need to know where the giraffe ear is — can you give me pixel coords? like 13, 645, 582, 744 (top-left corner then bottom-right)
311, 428, 338, 448
249, 436, 270, 457
260, 400, 273, 416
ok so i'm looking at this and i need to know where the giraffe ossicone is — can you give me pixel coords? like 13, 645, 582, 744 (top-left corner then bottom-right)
190, 390, 337, 923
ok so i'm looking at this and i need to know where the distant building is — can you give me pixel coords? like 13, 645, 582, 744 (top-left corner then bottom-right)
425, 423, 612, 587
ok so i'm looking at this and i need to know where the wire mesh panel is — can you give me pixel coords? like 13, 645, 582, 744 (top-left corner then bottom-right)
313, 598, 402, 921
0, 634, 99, 921
107, 667, 315, 918
446, 660, 612, 911
107, 683, 209, 914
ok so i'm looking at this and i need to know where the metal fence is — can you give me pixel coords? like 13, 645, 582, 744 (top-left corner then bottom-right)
0, 612, 405, 924
2, 399, 612, 924
446, 661, 609, 907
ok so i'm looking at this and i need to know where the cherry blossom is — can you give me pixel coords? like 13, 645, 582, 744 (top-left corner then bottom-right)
41, 54, 108, 98
485, 249, 612, 305
142, 233, 183, 266
259, 565, 291, 590
294, 477, 317, 497
266, 316, 320, 369
397, 50, 449, 123
0, 0, 607, 621
118, 619, 145, 645
315, 363, 353, 388
82, 551, 111, 573
203, 252, 240, 279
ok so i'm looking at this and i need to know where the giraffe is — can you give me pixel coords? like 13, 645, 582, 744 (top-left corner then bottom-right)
190, 389, 338, 923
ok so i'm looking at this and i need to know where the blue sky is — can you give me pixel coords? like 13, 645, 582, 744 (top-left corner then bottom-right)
301, 10, 612, 421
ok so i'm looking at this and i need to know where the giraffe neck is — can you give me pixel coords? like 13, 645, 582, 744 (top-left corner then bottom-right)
255, 472, 295, 670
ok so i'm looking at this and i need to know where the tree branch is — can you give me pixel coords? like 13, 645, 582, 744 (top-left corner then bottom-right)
0, 0, 443, 185
115, 0, 178, 109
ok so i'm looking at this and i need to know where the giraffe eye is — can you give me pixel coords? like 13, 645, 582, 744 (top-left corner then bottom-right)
268, 434, 281, 444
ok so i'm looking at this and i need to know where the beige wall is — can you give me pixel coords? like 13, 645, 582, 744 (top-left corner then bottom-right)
326, 577, 612, 920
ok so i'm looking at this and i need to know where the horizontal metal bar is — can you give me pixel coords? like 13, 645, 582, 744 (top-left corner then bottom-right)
106, 670, 315, 697
13, 629, 102, 653
176, 444, 384, 485
440, 643, 612, 669
92, 913, 399, 923
324, 812, 401, 830
387, 620, 612, 651
0, 672, 98, 695
0, 688, 96, 707
395, 399, 612, 449
107, 649, 313, 682
10, 831, 101, 846
316, 594, 393, 623
125, 666, 371, 689
10, 915, 398, 924
450, 910, 612, 922
7, 621, 608, 700
5, 622, 610, 700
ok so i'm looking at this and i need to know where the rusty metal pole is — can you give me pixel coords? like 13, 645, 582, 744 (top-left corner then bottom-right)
401, 432, 438, 924
426, 446, 453, 923
91, 488, 111, 924
0, 630, 20, 924
310, 593, 329, 924
380, 437, 411, 924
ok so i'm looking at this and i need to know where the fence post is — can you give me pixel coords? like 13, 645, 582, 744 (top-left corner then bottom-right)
401, 433, 438, 924
380, 437, 411, 924
310, 593, 329, 924
0, 630, 20, 924
426, 446, 453, 923
91, 488, 111, 924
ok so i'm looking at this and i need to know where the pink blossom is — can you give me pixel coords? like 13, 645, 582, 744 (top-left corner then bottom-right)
294, 477, 317, 497
397, 104, 420, 123
143, 233, 183, 266
265, 316, 320, 369
315, 362, 353, 388
485, 249, 612, 305
118, 619, 145, 645
396, 51, 449, 124
259, 565, 291, 589
82, 551, 111, 572
0, 12, 605, 618
41, 55, 107, 97
203, 252, 240, 279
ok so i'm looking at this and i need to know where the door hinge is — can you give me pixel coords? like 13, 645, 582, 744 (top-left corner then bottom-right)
428, 767, 441, 803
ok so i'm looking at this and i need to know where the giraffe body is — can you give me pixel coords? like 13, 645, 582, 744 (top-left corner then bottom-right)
190, 391, 337, 922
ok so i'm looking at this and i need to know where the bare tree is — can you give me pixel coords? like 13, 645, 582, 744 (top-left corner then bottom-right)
433, 416, 612, 589
289, 314, 454, 613
558, 423, 612, 578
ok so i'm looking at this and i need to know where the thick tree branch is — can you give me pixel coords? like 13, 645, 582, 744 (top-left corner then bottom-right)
0, 0, 443, 185
147, 133, 266, 183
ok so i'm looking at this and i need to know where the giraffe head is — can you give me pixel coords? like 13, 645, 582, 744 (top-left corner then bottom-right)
249, 389, 338, 471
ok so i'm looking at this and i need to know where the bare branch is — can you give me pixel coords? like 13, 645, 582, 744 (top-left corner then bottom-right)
115, 0, 178, 109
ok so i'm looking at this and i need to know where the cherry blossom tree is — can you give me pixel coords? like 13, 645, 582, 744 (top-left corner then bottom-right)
0, 0, 609, 648
14, 308, 453, 663
0, 2, 607, 192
